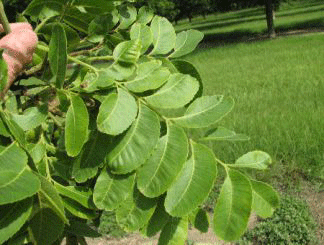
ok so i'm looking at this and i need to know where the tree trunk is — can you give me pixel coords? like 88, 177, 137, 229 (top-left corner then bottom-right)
265, 0, 276, 38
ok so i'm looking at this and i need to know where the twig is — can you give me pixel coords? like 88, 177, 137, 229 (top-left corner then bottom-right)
0, 1, 11, 34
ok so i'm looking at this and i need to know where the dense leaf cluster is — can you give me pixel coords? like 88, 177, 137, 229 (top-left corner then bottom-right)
0, 0, 279, 244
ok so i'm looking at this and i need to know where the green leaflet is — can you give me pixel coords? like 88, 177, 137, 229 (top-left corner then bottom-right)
233, 151, 272, 170
65, 94, 89, 157
62, 197, 97, 220
118, 5, 137, 29
0, 111, 26, 147
0, 118, 10, 137
72, 131, 111, 183
202, 126, 250, 141
37, 175, 69, 224
137, 6, 154, 25
130, 23, 153, 54
81, 70, 114, 93
0, 198, 32, 244
107, 103, 160, 174
213, 169, 252, 241
49, 23, 67, 89
0, 50, 8, 92
29, 208, 64, 245
54, 182, 95, 209
93, 168, 135, 211
170, 30, 204, 58
158, 217, 188, 245
137, 123, 189, 198
23, 0, 65, 19
26, 140, 47, 164
251, 180, 279, 218
172, 95, 234, 128
0, 143, 40, 205
165, 141, 217, 217
88, 13, 119, 35
11, 105, 48, 131
116, 188, 157, 232
65, 220, 101, 238
124, 60, 170, 93
113, 39, 142, 64
144, 73, 199, 109
150, 16, 176, 55
97, 88, 138, 136
190, 209, 209, 233
142, 198, 171, 237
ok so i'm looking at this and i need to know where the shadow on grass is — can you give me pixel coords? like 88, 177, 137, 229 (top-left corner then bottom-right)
198, 18, 324, 48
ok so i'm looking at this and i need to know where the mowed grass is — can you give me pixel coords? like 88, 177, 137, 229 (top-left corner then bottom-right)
176, 0, 324, 45
185, 33, 324, 175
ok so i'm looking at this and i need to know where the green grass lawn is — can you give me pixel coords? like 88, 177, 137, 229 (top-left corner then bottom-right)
185, 33, 324, 177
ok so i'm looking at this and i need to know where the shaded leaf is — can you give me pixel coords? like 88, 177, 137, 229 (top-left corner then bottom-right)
72, 131, 110, 183
172, 95, 234, 128
234, 151, 272, 170
81, 70, 114, 93
251, 180, 279, 218
165, 141, 217, 217
202, 126, 250, 141
29, 208, 64, 245
107, 103, 160, 174
213, 169, 252, 241
0, 198, 32, 244
0, 111, 26, 146
49, 23, 67, 88
192, 209, 209, 233
0, 143, 40, 205
137, 123, 189, 198
170, 30, 204, 58
26, 140, 47, 164
93, 168, 135, 211
118, 5, 137, 29
106, 62, 136, 81
150, 16, 176, 55
116, 188, 157, 232
65, 94, 89, 157
0, 50, 8, 92
62, 197, 97, 220
144, 73, 199, 109
97, 88, 138, 136
158, 217, 188, 245
124, 60, 170, 93
66, 220, 101, 238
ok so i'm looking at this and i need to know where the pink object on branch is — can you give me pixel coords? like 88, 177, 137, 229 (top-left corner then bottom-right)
0, 23, 38, 91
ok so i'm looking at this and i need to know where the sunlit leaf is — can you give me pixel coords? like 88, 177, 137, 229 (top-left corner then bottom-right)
137, 123, 188, 198
62, 197, 97, 220
234, 151, 272, 170
107, 103, 160, 174
144, 73, 199, 109
97, 88, 138, 136
93, 168, 135, 211
165, 141, 217, 217
130, 23, 153, 54
0, 143, 40, 205
213, 169, 252, 241
172, 95, 234, 128
202, 126, 250, 141
118, 5, 137, 29
113, 39, 141, 64
0, 198, 32, 244
81, 70, 114, 93
124, 60, 170, 93
251, 180, 279, 218
12, 105, 48, 131
65, 94, 89, 157
0, 111, 26, 146
116, 188, 157, 232
137, 6, 154, 25
170, 30, 204, 58
0, 50, 8, 92
158, 217, 188, 245
49, 23, 67, 89
150, 16, 176, 55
